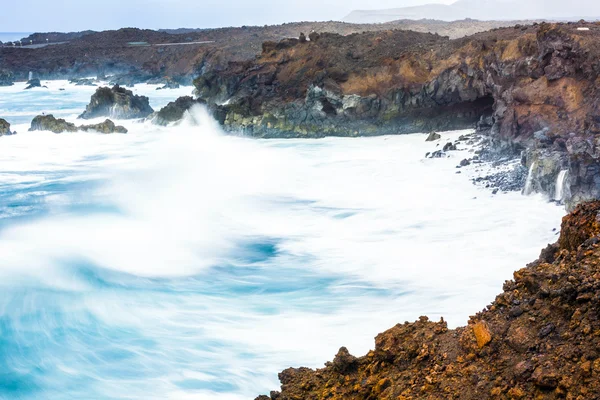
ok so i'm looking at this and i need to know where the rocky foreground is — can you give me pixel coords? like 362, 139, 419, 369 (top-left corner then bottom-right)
257, 201, 600, 399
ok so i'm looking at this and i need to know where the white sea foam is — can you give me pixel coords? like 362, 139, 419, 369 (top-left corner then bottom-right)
0, 89, 566, 399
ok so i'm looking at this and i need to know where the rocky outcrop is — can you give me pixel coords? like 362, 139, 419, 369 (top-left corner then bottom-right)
79, 119, 128, 134
79, 85, 153, 120
257, 201, 600, 399
195, 22, 600, 208
151, 96, 204, 126
24, 78, 42, 89
0, 118, 16, 135
29, 115, 127, 133
29, 115, 78, 133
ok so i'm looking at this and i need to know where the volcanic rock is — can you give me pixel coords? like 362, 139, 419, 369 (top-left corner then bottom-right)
79, 119, 127, 134
29, 115, 77, 133
79, 85, 153, 120
425, 132, 441, 141
0, 118, 15, 135
152, 96, 204, 126
24, 78, 41, 89
256, 201, 600, 399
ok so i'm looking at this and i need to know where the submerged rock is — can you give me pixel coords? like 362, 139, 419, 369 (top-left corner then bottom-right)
69, 78, 97, 86
79, 85, 154, 120
152, 96, 204, 126
79, 119, 127, 134
29, 115, 77, 133
29, 115, 126, 134
256, 201, 600, 399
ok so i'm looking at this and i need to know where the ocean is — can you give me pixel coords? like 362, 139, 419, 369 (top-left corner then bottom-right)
0, 81, 566, 399
0, 32, 33, 43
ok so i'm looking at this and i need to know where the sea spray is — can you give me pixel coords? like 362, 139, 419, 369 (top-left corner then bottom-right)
0, 82, 567, 400
523, 162, 537, 196
554, 170, 569, 202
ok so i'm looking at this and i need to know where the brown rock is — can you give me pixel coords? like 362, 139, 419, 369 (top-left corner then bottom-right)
472, 321, 492, 348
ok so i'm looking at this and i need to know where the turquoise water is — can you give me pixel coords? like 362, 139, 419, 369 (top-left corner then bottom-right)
0, 81, 566, 399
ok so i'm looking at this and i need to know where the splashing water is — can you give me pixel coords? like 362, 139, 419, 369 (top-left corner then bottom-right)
0, 82, 565, 399
523, 161, 537, 196
554, 170, 569, 202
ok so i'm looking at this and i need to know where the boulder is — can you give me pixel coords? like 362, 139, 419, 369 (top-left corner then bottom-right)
426, 132, 441, 141
0, 118, 16, 136
152, 96, 204, 126
79, 85, 154, 120
29, 115, 78, 133
25, 78, 42, 89
80, 119, 128, 134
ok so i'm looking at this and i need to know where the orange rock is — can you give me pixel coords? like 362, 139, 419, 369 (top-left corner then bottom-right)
472, 321, 492, 348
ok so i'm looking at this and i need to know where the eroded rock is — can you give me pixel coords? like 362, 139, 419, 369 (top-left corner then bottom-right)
79, 85, 154, 120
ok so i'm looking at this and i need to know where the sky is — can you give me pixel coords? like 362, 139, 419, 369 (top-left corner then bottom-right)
1, 0, 455, 32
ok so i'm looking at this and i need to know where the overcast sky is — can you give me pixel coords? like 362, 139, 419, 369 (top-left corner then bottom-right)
2, 0, 454, 32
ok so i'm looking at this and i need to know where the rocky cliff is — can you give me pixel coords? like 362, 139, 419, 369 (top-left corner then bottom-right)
194, 22, 600, 208
256, 201, 600, 400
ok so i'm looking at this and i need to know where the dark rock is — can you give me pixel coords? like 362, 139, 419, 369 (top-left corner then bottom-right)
460, 159, 471, 167
25, 78, 41, 89
80, 119, 127, 134
152, 96, 205, 126
79, 85, 154, 120
443, 142, 457, 151
330, 347, 357, 374
426, 132, 441, 142
29, 115, 78, 133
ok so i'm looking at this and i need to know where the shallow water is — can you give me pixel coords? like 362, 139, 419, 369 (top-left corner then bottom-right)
0, 82, 565, 399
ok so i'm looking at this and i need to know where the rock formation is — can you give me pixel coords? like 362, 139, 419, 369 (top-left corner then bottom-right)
24, 78, 42, 89
29, 115, 78, 133
257, 201, 600, 400
79, 85, 154, 120
29, 115, 127, 133
0, 118, 15, 135
151, 96, 204, 126
194, 21, 600, 208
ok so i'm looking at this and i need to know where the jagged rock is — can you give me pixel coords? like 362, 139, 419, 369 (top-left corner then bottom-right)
25, 78, 41, 89
79, 119, 127, 134
0, 118, 15, 136
426, 132, 441, 141
29, 115, 77, 133
256, 201, 600, 399
79, 85, 154, 120
29, 115, 126, 134
152, 96, 204, 126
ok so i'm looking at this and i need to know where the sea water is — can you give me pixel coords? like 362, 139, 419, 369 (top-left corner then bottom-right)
0, 81, 565, 399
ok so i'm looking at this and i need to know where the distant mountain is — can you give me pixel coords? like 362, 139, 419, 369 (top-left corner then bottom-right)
344, 0, 600, 23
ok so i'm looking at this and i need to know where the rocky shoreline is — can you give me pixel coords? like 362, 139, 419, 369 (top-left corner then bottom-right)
255, 201, 600, 399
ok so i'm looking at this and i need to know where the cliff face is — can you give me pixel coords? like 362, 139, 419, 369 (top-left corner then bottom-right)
195, 22, 600, 208
256, 201, 600, 400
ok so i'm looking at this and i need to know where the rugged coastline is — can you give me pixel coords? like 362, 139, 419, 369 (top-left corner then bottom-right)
190, 21, 600, 209
256, 201, 600, 399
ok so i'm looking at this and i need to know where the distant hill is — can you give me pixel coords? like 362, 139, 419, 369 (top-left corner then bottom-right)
344, 0, 600, 23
